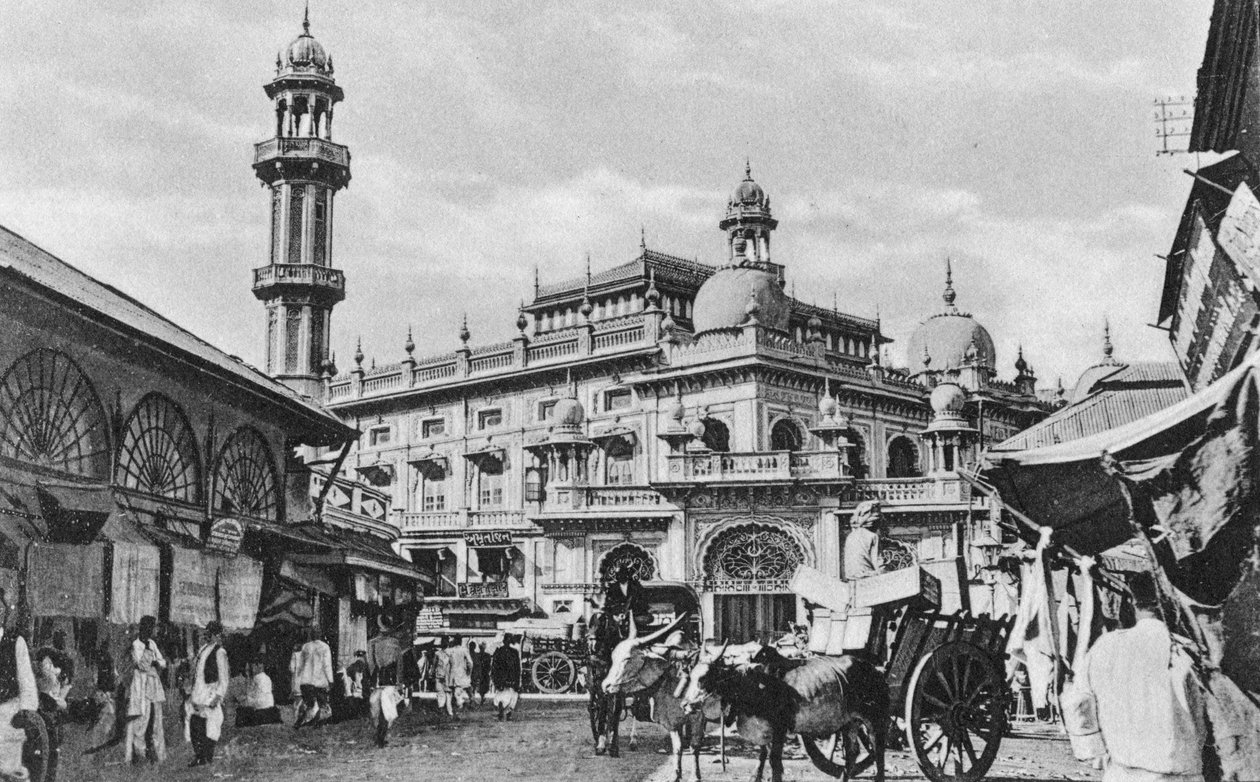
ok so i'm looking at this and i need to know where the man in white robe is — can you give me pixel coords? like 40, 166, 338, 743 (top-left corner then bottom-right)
184, 621, 230, 767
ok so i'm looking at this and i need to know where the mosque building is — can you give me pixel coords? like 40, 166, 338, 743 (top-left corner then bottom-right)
249, 16, 1054, 641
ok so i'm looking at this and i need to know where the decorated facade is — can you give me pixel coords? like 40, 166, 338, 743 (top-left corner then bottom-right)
320, 162, 1052, 641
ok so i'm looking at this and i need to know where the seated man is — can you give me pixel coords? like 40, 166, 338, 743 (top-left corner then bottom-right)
235, 660, 282, 728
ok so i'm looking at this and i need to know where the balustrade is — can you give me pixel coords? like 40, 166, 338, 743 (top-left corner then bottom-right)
665, 450, 846, 482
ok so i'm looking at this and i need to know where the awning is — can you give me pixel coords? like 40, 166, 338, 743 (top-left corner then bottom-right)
463, 445, 505, 460
354, 462, 395, 487
280, 522, 433, 586
981, 349, 1260, 605
407, 451, 449, 470
35, 482, 115, 543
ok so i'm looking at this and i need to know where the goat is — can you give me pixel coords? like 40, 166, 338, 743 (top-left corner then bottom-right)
601, 613, 722, 782
681, 644, 888, 782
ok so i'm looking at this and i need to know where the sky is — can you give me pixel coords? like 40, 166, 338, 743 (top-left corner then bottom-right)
0, 1, 1219, 391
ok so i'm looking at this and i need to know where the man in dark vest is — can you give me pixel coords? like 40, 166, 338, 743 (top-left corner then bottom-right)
489, 634, 521, 721
183, 621, 230, 767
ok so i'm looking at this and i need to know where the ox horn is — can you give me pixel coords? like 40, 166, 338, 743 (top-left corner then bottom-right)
634, 612, 688, 648
714, 640, 730, 661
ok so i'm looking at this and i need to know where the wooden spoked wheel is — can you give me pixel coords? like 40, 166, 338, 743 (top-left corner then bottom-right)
905, 641, 1007, 782
530, 651, 577, 694
801, 713, 878, 780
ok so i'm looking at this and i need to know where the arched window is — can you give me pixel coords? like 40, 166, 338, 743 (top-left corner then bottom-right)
604, 436, 635, 486
116, 393, 201, 503
847, 428, 869, 480
478, 455, 504, 508
701, 418, 730, 452
211, 428, 279, 521
769, 419, 803, 452
599, 543, 656, 583
887, 435, 922, 478
703, 523, 804, 582
0, 348, 109, 478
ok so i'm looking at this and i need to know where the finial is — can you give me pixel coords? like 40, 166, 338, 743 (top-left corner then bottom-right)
834, 292, 839, 314
744, 285, 761, 322
303, 1, 311, 34
921, 343, 932, 369
516, 301, 528, 332
645, 268, 661, 308
328, 351, 338, 377
459, 313, 470, 345
533, 264, 540, 296
791, 280, 796, 300
943, 257, 957, 309
353, 337, 364, 367
1014, 343, 1027, 373
585, 252, 592, 287
745, 158, 752, 179
404, 325, 415, 356
640, 226, 647, 251
1056, 376, 1065, 397
1102, 317, 1114, 361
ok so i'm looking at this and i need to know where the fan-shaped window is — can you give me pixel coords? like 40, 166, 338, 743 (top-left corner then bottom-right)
599, 543, 656, 583
703, 524, 804, 582
887, 435, 921, 478
0, 348, 109, 477
769, 419, 803, 452
115, 394, 201, 503
211, 428, 279, 521
701, 418, 729, 452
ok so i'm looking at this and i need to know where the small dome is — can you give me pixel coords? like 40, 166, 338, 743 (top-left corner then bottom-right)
283, 14, 331, 74
668, 396, 686, 424
818, 395, 838, 418
554, 396, 585, 427
692, 266, 790, 334
930, 382, 967, 415
687, 418, 706, 440
807, 314, 822, 330
730, 162, 767, 207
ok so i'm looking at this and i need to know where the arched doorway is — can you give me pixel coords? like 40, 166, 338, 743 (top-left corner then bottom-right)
598, 543, 657, 584
701, 418, 730, 452
769, 418, 803, 452
887, 435, 922, 478
703, 523, 804, 643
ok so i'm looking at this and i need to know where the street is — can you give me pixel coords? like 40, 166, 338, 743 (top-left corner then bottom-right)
60, 700, 1098, 782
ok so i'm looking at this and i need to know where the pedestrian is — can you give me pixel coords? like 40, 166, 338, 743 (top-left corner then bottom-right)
125, 615, 168, 764
183, 620, 230, 767
475, 642, 491, 706
446, 634, 473, 712
288, 640, 303, 713
33, 646, 74, 782
468, 641, 485, 708
367, 636, 403, 749
490, 634, 521, 721
293, 626, 334, 728
0, 599, 39, 781
1071, 572, 1207, 781
235, 658, 282, 727
433, 637, 453, 719
344, 650, 369, 718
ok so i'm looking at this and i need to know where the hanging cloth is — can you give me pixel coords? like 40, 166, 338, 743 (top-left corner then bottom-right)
1005, 527, 1058, 711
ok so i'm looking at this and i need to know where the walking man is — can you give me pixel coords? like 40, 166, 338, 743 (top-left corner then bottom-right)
433, 637, 454, 718
475, 642, 491, 706
490, 634, 521, 721
1074, 572, 1208, 781
293, 626, 334, 728
447, 634, 473, 712
184, 620, 230, 767
125, 615, 167, 764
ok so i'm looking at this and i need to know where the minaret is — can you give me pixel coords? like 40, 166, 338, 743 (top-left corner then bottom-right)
252, 9, 350, 400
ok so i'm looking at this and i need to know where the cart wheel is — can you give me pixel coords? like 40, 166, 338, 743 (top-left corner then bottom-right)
905, 641, 1006, 782
530, 651, 576, 694
801, 713, 878, 780
16, 710, 50, 782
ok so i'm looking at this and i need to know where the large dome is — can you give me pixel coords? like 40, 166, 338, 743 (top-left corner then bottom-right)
905, 313, 996, 371
692, 266, 790, 335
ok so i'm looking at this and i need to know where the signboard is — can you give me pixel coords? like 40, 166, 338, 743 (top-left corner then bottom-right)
1218, 183, 1260, 289
206, 518, 244, 555
464, 530, 512, 547
218, 555, 264, 631
170, 547, 217, 626
415, 606, 445, 631
457, 581, 509, 598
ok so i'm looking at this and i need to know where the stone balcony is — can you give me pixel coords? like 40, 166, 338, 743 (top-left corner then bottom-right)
252, 264, 346, 303
839, 476, 982, 509
254, 137, 350, 169
399, 508, 534, 534
539, 485, 675, 514
662, 449, 848, 484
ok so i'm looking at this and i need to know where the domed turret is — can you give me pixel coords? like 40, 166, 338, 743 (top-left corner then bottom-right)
905, 259, 995, 373
280, 9, 332, 75
553, 395, 585, 428
1071, 319, 1124, 402
930, 382, 967, 416
730, 162, 768, 207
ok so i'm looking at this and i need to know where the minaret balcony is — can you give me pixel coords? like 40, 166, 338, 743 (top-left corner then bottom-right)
253, 137, 351, 185
253, 264, 345, 303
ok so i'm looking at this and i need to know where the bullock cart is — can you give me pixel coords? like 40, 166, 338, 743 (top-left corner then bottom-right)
792, 565, 1015, 782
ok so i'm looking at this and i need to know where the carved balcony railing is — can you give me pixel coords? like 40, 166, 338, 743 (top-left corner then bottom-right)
664, 450, 848, 483
540, 485, 673, 512
398, 508, 531, 532
840, 476, 977, 507
254, 137, 350, 168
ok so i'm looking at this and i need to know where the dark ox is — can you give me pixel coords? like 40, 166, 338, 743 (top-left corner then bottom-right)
681, 644, 888, 782
600, 614, 721, 782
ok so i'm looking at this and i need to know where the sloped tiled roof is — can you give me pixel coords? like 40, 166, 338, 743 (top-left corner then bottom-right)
0, 225, 352, 443
533, 249, 715, 302
993, 361, 1189, 452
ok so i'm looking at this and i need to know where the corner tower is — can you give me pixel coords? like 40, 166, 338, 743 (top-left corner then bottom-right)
252, 9, 350, 400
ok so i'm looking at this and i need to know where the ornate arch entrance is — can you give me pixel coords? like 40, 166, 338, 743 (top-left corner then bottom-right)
699, 521, 807, 644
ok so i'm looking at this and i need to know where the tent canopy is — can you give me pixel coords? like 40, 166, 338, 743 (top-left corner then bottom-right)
981, 349, 1259, 558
